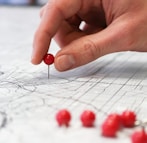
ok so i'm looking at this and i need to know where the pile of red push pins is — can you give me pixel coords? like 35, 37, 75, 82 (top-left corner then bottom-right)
55, 109, 147, 143
43, 54, 147, 143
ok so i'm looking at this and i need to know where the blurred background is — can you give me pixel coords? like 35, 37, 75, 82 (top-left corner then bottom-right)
0, 0, 47, 5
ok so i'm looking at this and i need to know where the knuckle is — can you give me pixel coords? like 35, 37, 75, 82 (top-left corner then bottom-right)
82, 39, 101, 60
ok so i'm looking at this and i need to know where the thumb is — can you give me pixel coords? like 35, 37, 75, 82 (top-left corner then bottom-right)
55, 19, 134, 71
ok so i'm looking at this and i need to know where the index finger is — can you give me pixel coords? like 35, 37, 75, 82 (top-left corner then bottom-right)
31, 0, 82, 64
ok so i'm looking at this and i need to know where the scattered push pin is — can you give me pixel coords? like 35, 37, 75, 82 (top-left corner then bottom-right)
43, 53, 54, 79
106, 113, 122, 129
121, 110, 136, 127
101, 114, 120, 137
80, 110, 96, 127
131, 128, 147, 143
56, 109, 71, 127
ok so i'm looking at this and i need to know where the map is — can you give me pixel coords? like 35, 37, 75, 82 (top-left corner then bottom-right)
0, 6, 147, 143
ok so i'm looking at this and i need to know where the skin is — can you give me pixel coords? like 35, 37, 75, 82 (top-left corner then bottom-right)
32, 0, 147, 71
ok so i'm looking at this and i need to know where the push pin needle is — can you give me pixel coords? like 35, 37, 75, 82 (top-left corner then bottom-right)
48, 65, 49, 79
43, 53, 54, 79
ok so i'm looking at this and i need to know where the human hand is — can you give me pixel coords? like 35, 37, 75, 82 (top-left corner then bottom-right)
32, 0, 147, 71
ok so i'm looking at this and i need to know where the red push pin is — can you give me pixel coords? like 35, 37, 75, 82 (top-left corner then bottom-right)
131, 128, 147, 143
43, 53, 54, 79
80, 110, 96, 127
106, 113, 122, 130
101, 113, 121, 137
101, 117, 120, 137
56, 109, 71, 127
121, 110, 136, 127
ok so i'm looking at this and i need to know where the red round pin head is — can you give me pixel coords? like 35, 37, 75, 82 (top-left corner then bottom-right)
43, 53, 54, 65
131, 129, 147, 143
106, 113, 122, 130
121, 110, 136, 127
56, 109, 71, 127
101, 118, 119, 137
107, 113, 121, 122
80, 110, 96, 127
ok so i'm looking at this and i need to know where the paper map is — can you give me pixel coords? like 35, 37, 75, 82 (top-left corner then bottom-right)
0, 6, 147, 143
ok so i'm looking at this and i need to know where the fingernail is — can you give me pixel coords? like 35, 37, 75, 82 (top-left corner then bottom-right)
56, 55, 75, 71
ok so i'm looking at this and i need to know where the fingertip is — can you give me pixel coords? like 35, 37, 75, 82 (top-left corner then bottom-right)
31, 46, 43, 65
31, 56, 42, 65
54, 54, 76, 71
31, 31, 50, 65
30, 48, 40, 65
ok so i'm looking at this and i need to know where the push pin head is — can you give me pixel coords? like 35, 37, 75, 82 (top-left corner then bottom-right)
56, 109, 71, 127
131, 128, 147, 143
80, 110, 96, 127
43, 53, 54, 79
